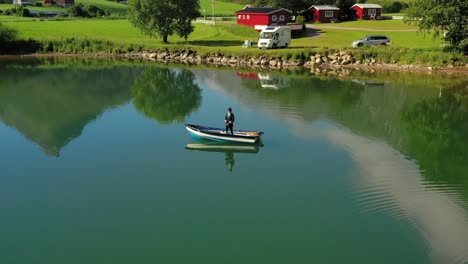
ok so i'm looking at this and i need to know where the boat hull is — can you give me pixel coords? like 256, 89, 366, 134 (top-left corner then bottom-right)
185, 124, 263, 144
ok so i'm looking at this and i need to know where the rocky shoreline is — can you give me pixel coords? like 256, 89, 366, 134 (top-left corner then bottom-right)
120, 49, 467, 73
3, 49, 466, 74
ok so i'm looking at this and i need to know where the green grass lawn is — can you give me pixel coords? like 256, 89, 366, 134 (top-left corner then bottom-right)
0, 0, 128, 15
382, 13, 405, 16
297, 29, 442, 49
199, 0, 242, 16
0, 4, 64, 11
1, 0, 243, 17
4, 19, 258, 47
3, 18, 443, 51
0, 15, 37, 21
311, 19, 418, 30
75, 0, 127, 15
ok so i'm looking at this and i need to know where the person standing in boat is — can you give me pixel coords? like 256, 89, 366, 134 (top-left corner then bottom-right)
224, 107, 235, 134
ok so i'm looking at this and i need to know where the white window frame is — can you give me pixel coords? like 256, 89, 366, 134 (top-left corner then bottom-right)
238, 14, 241, 19
325, 11, 333, 17
247, 14, 250, 19
279, 15, 285, 21
272, 15, 277, 21
242, 15, 245, 19
368, 9, 376, 15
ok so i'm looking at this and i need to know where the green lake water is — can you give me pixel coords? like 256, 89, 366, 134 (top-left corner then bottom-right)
0, 57, 467, 264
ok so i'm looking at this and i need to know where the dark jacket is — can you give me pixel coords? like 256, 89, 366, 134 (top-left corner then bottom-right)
225, 112, 235, 123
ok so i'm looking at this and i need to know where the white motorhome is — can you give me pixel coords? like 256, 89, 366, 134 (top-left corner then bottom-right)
258, 26, 291, 49
13, 0, 35, 5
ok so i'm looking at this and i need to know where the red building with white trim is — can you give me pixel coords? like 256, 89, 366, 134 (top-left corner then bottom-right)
308, 5, 340, 23
351, 4, 382, 20
235, 8, 292, 31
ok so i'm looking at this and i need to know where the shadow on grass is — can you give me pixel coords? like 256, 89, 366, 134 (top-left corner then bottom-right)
304, 27, 324, 38
287, 46, 320, 49
184, 40, 246, 47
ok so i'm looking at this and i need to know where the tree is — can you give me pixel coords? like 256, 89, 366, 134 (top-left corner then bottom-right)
335, 0, 356, 19
248, 0, 311, 15
405, 0, 468, 52
132, 68, 202, 124
0, 21, 18, 47
128, 0, 200, 43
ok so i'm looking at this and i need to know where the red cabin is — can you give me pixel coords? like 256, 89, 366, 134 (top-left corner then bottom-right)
351, 4, 382, 20
235, 7, 292, 31
308, 5, 340, 23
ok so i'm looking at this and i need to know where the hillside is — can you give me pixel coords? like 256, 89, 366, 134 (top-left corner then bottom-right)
0, 0, 245, 16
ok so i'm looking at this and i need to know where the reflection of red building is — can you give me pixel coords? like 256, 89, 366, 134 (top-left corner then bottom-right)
43, 0, 53, 5
237, 72, 260, 80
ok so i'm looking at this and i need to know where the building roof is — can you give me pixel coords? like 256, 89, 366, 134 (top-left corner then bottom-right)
351, 4, 382, 9
236, 7, 292, 14
308, 5, 340, 11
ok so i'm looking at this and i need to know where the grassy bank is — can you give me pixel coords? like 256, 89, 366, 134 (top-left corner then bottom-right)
4, 19, 443, 49
0, 0, 245, 16
1, 17, 465, 67
198, 0, 243, 16
0, 0, 129, 16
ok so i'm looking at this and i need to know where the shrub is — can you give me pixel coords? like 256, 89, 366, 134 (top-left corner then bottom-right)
86, 5, 105, 17
18, 7, 33, 17
457, 39, 468, 55
295, 15, 305, 24
69, 4, 107, 18
69, 4, 87, 17
382, 1, 409, 13
0, 21, 18, 46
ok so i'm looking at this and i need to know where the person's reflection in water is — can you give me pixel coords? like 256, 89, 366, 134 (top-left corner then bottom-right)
225, 151, 235, 172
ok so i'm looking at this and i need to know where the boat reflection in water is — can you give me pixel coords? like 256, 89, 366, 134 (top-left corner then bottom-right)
185, 140, 262, 172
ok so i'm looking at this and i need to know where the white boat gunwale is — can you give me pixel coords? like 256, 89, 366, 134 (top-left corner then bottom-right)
185, 124, 264, 144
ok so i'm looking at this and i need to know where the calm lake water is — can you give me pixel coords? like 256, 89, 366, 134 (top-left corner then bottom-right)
0, 57, 467, 264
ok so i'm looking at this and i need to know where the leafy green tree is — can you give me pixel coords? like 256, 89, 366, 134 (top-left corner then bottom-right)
0, 21, 18, 48
405, 0, 468, 52
132, 68, 202, 124
128, 0, 200, 43
335, 0, 357, 18
248, 0, 311, 14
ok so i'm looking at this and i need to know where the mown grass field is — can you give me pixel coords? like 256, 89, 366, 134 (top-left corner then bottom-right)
199, 0, 243, 16
312, 19, 418, 30
0, 4, 63, 11
3, 18, 443, 51
0, 0, 244, 16
301, 28, 442, 49
0, 0, 128, 15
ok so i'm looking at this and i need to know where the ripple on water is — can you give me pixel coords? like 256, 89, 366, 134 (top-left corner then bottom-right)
347, 155, 468, 264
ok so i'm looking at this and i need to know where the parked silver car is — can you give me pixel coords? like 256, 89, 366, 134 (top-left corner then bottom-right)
352, 35, 390, 47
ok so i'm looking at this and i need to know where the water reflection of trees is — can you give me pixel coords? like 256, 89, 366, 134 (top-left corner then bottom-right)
402, 81, 468, 199
132, 68, 202, 124
237, 71, 468, 199
0, 66, 139, 156
240, 73, 364, 121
